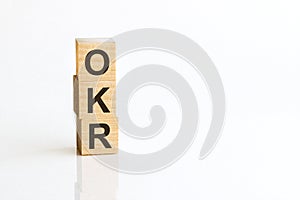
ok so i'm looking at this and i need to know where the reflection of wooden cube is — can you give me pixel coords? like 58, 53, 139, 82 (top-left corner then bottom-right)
74, 38, 118, 156
76, 38, 115, 82
75, 155, 118, 200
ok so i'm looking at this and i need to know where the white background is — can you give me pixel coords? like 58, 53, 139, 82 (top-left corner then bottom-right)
1, 0, 300, 199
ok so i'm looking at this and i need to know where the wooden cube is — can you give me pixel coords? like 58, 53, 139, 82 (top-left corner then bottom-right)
77, 118, 118, 155
76, 38, 115, 82
73, 76, 116, 120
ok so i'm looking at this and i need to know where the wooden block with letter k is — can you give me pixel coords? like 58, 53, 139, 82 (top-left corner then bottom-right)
74, 38, 118, 155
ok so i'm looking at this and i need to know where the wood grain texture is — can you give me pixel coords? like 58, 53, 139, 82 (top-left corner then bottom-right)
77, 117, 118, 155
73, 75, 79, 114
74, 38, 118, 156
74, 77, 116, 120
74, 77, 119, 155
76, 38, 115, 82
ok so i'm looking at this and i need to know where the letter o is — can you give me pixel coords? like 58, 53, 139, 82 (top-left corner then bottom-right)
85, 49, 110, 75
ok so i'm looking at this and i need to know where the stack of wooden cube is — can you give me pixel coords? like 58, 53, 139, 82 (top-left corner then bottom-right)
73, 38, 118, 155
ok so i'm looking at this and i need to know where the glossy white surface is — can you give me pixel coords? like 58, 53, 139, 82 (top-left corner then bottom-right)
1, 0, 300, 199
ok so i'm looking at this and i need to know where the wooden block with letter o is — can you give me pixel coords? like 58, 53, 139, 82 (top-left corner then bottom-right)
74, 38, 118, 156
76, 38, 115, 82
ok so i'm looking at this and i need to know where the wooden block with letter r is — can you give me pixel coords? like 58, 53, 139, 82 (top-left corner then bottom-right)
77, 116, 118, 155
